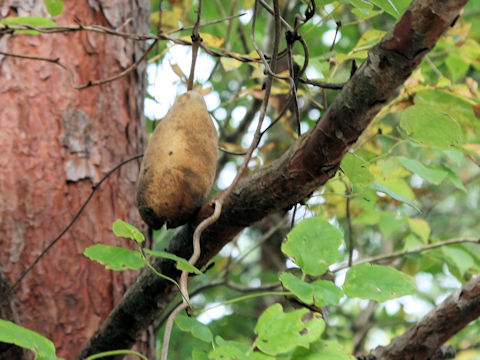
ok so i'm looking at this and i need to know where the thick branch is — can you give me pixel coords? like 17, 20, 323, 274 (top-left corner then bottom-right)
371, 276, 480, 360
78, 0, 468, 358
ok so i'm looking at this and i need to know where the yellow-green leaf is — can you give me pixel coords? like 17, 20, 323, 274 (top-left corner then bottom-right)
400, 105, 462, 149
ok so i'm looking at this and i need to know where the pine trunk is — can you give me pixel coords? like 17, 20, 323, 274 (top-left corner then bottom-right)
0, 1, 148, 358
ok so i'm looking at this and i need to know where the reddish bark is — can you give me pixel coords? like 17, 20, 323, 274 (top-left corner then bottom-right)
0, 1, 148, 358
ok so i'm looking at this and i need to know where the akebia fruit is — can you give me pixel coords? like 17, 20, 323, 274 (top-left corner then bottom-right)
136, 91, 218, 229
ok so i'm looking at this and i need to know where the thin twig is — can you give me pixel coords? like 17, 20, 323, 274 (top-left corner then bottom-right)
0, 14, 246, 40
1, 20, 262, 90
155, 279, 281, 330
11, 154, 144, 289
345, 186, 354, 267
168, 12, 246, 34
1, 39, 158, 89
300, 77, 345, 89
286, 42, 301, 135
334, 237, 480, 272
218, 146, 248, 156
258, 0, 293, 31
232, 215, 290, 266
187, 0, 203, 91
0, 50, 76, 82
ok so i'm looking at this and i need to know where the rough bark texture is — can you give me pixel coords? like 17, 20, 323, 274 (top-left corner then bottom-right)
0, 1, 148, 358
78, 0, 469, 358
372, 276, 480, 360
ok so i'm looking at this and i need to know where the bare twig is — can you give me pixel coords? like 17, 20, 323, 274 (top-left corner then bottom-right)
0, 14, 246, 40
1, 17, 262, 92
334, 237, 480, 272
345, 184, 354, 267
1, 22, 261, 64
187, 0, 203, 91
168, 12, 246, 34
155, 279, 281, 330
218, 146, 248, 156
258, 0, 293, 31
232, 215, 290, 266
300, 77, 345, 89
10, 154, 144, 290
1, 39, 158, 89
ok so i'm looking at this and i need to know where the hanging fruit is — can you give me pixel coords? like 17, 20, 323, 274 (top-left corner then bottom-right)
136, 91, 218, 229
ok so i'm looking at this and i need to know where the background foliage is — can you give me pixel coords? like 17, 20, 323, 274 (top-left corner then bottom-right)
142, 0, 480, 358
1, 0, 479, 359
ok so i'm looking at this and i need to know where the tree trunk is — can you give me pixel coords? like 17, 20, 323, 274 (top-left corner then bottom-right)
0, 1, 148, 358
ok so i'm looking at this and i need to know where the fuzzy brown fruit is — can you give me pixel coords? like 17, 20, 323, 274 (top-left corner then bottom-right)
136, 91, 218, 229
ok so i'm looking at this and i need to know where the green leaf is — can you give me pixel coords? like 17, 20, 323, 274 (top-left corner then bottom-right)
407, 218, 430, 242
280, 272, 344, 307
400, 105, 462, 149
214, 337, 248, 352
443, 148, 464, 165
343, 263, 416, 301
209, 339, 275, 360
349, 0, 374, 13
415, 89, 480, 134
398, 157, 448, 185
370, 182, 420, 212
175, 315, 213, 343
254, 304, 325, 355
83, 244, 144, 270
209, 345, 248, 360
355, 29, 386, 49
144, 249, 202, 275
0, 16, 56, 34
209, 346, 274, 360
442, 166, 467, 192
379, 212, 406, 237
0, 320, 61, 360
281, 218, 343, 276
192, 349, 209, 360
441, 246, 475, 276
403, 233, 424, 250
355, 209, 381, 225
369, 0, 410, 18
292, 340, 354, 360
445, 50, 469, 80
341, 153, 374, 187
44, 0, 64, 17
112, 219, 145, 244
281, 272, 313, 303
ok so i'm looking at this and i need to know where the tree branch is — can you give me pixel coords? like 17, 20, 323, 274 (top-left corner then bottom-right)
77, 0, 469, 357
371, 276, 480, 360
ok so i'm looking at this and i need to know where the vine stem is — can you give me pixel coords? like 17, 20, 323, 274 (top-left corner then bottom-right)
160, 303, 189, 360
160, 1, 283, 358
